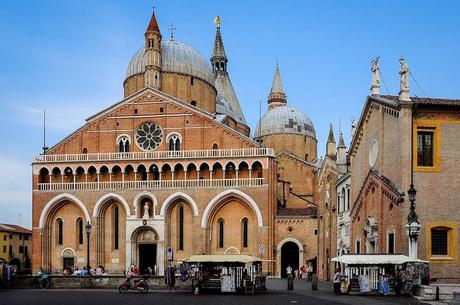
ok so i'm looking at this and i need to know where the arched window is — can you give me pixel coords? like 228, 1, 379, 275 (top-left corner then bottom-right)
56, 218, 63, 245
39, 168, 50, 184
213, 143, 218, 150
342, 188, 346, 212
114, 206, 119, 250
191, 100, 197, 107
347, 189, 350, 210
218, 219, 224, 248
76, 218, 83, 245
178, 205, 184, 251
167, 134, 181, 151
118, 135, 130, 153
242, 218, 249, 248
82, 148, 88, 154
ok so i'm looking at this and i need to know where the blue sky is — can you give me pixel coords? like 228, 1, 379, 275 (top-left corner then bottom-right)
0, 0, 459, 227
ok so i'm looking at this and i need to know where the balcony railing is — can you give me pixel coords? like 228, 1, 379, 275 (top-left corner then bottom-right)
35, 178, 266, 192
33, 148, 274, 163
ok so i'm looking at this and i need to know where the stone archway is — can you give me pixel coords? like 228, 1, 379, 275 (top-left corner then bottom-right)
276, 238, 304, 278
129, 226, 162, 275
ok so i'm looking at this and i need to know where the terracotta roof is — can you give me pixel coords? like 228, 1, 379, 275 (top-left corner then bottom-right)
0, 224, 31, 234
379, 95, 460, 106
146, 11, 160, 33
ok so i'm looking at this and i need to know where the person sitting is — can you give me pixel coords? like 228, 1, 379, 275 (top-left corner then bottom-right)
72, 267, 81, 276
80, 267, 88, 276
96, 265, 105, 276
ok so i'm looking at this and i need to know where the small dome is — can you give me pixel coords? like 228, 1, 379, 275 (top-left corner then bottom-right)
254, 105, 316, 138
125, 40, 215, 85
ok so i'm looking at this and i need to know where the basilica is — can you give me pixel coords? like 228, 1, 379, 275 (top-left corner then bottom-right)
31, 11, 330, 277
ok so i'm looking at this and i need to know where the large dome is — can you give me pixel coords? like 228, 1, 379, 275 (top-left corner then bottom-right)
125, 40, 215, 85
254, 105, 316, 138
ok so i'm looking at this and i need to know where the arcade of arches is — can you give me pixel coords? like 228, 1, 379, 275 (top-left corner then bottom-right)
35, 189, 273, 275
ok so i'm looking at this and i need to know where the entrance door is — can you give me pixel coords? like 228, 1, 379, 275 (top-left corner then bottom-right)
281, 242, 299, 278
138, 244, 157, 274
63, 257, 74, 270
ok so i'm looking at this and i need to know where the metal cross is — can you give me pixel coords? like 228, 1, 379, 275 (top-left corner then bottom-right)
168, 22, 176, 40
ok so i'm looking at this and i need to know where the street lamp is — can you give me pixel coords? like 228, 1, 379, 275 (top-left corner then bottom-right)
405, 184, 420, 259
85, 221, 92, 271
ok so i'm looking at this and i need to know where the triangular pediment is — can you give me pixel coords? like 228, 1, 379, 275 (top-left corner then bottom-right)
46, 87, 259, 155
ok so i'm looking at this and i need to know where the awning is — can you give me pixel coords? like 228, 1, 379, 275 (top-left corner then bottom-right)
331, 254, 428, 265
184, 254, 262, 264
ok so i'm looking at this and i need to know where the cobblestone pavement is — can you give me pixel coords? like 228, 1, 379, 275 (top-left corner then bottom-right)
0, 279, 429, 305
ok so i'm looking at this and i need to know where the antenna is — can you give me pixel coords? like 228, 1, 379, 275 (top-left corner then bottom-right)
42, 109, 48, 155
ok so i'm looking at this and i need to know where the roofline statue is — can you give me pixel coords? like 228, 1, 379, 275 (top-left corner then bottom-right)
399, 57, 410, 101
370, 57, 380, 95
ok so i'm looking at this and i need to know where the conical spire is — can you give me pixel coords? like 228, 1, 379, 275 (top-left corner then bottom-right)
326, 124, 337, 157
327, 124, 336, 143
267, 63, 287, 109
338, 133, 346, 148
270, 63, 284, 95
146, 10, 160, 33
212, 26, 227, 60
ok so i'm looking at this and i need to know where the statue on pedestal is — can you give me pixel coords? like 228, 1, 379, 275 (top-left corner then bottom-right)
370, 57, 380, 95
143, 202, 150, 219
398, 57, 410, 101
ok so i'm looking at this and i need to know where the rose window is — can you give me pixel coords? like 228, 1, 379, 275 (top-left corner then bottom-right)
136, 122, 162, 151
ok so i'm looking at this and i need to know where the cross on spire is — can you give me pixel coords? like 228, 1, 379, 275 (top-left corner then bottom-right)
168, 22, 176, 40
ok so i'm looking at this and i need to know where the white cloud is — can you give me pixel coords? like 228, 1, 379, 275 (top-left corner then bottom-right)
10, 103, 95, 132
0, 155, 31, 228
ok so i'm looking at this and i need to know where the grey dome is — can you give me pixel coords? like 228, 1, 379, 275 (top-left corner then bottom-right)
125, 40, 215, 85
254, 106, 316, 138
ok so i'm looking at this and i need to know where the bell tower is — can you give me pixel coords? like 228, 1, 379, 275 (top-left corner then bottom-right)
144, 10, 162, 89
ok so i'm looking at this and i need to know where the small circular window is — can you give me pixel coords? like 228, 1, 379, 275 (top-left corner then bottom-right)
136, 122, 162, 151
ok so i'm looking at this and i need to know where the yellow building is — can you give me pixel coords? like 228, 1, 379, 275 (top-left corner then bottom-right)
0, 224, 32, 272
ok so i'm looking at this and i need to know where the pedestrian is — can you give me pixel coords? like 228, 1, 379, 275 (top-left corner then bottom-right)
333, 268, 341, 295
294, 269, 299, 279
286, 265, 293, 277
306, 264, 312, 282
300, 265, 306, 279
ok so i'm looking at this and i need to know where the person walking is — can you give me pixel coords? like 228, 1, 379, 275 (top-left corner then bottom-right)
333, 268, 341, 295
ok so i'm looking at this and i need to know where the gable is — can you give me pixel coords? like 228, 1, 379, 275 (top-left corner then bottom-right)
350, 169, 404, 221
46, 87, 258, 155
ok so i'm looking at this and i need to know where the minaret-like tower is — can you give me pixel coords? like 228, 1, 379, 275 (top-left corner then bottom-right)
144, 10, 162, 89
326, 124, 337, 157
337, 133, 347, 176
268, 63, 287, 110
211, 17, 228, 75
211, 17, 248, 131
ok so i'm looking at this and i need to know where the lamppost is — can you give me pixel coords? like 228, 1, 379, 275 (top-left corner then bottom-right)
405, 184, 420, 259
85, 221, 92, 271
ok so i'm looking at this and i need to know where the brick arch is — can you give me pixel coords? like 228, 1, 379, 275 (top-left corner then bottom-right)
39, 193, 91, 229
93, 193, 131, 217
160, 192, 199, 217
201, 189, 263, 228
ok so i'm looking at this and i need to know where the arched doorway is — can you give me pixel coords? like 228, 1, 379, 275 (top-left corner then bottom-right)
9, 258, 21, 271
131, 227, 158, 275
281, 242, 300, 278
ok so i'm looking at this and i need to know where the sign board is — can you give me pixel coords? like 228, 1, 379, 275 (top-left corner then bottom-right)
258, 244, 265, 254
167, 247, 174, 261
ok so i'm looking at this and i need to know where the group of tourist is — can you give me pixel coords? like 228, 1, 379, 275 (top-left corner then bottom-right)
62, 265, 106, 276
286, 264, 314, 281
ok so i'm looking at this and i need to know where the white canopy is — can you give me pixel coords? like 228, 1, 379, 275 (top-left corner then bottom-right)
184, 254, 261, 264
331, 254, 428, 265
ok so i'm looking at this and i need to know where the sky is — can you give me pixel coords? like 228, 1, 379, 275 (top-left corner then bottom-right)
0, 0, 459, 228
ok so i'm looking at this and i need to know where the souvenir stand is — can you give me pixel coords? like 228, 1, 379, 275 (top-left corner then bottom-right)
331, 254, 429, 296
183, 254, 264, 295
